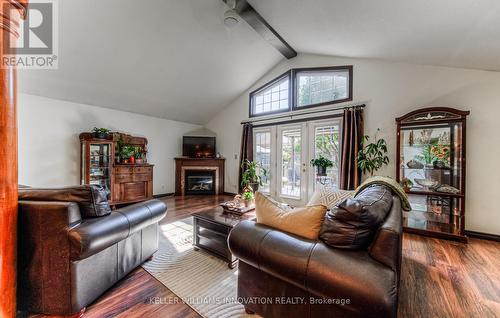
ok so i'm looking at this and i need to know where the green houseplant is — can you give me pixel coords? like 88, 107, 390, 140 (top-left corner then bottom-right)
241, 159, 267, 192
92, 127, 110, 139
310, 155, 333, 176
357, 129, 390, 176
242, 190, 255, 207
120, 145, 135, 164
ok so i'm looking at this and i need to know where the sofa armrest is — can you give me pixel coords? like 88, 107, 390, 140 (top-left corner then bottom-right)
369, 196, 402, 273
68, 199, 167, 260
18, 201, 81, 312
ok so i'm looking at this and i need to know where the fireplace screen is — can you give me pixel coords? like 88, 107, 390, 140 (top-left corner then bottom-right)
185, 170, 215, 195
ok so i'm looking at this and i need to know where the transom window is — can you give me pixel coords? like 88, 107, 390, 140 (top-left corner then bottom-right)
295, 67, 351, 108
250, 72, 290, 117
249, 66, 352, 117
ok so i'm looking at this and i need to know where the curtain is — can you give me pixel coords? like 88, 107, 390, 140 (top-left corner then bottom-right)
340, 107, 364, 190
238, 123, 253, 193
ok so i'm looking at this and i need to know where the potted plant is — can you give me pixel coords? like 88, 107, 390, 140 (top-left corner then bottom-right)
357, 129, 390, 176
92, 127, 111, 139
401, 178, 413, 192
134, 146, 147, 164
120, 145, 135, 164
241, 159, 267, 192
242, 190, 255, 208
310, 155, 333, 176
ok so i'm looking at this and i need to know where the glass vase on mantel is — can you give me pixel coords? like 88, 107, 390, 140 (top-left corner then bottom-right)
396, 107, 470, 242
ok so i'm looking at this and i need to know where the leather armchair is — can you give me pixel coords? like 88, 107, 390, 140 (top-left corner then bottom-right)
17, 196, 167, 316
228, 195, 402, 318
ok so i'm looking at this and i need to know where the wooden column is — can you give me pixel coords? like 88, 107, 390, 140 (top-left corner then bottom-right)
0, 1, 27, 317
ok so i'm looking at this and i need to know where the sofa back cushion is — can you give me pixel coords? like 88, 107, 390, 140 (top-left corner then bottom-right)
255, 192, 327, 240
19, 185, 111, 218
319, 184, 393, 250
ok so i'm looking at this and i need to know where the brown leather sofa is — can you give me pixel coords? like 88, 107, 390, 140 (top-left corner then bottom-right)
228, 194, 402, 318
17, 186, 167, 316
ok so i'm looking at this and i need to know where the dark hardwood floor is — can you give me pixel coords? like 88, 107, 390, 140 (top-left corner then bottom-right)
30, 195, 499, 318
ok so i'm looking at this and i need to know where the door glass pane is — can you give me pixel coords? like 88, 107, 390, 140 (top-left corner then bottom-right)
254, 131, 271, 193
314, 124, 341, 189
281, 128, 301, 198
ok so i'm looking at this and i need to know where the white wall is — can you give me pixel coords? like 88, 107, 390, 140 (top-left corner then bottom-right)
19, 94, 200, 195
205, 54, 500, 235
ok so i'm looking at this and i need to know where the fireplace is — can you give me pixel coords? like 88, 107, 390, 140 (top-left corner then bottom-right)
175, 158, 225, 196
185, 170, 215, 195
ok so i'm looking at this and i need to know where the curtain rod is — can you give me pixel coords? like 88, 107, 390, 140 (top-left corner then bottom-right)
241, 103, 366, 125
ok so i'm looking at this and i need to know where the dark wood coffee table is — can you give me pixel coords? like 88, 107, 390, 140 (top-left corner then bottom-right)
192, 207, 256, 268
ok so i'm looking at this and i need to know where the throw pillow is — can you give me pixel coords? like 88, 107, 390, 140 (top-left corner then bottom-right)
18, 185, 112, 218
319, 184, 393, 250
307, 185, 354, 210
255, 191, 327, 240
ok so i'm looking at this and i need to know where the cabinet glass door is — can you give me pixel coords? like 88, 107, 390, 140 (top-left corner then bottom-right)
86, 143, 112, 194
399, 122, 464, 236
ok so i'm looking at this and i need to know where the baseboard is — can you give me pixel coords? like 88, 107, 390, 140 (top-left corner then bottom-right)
153, 193, 174, 198
223, 192, 237, 196
465, 230, 500, 242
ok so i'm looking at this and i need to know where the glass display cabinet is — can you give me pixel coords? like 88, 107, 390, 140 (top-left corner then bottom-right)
396, 107, 470, 242
81, 140, 113, 198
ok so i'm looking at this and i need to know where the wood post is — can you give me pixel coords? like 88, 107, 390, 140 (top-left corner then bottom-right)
0, 1, 28, 317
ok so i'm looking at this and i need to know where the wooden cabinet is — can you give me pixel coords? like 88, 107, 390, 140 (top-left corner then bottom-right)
396, 107, 469, 242
80, 132, 154, 206
112, 164, 153, 204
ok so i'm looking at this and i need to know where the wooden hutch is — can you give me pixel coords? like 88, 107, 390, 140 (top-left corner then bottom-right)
80, 132, 154, 206
396, 107, 469, 242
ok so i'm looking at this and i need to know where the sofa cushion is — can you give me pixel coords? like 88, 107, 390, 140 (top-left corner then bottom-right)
307, 185, 354, 210
319, 184, 393, 250
19, 185, 111, 218
255, 192, 327, 240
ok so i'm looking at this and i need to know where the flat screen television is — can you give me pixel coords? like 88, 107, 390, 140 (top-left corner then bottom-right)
183, 136, 216, 158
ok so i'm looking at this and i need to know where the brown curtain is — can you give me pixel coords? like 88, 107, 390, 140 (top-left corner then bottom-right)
340, 107, 364, 190
238, 123, 253, 193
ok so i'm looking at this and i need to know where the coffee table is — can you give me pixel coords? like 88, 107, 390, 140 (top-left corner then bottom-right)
192, 207, 256, 268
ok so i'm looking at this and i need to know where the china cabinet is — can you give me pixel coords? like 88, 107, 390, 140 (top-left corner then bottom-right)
396, 107, 469, 242
80, 132, 154, 206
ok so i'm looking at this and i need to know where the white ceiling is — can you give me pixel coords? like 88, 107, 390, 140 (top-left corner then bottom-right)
19, 0, 283, 124
19, 0, 500, 124
249, 0, 500, 71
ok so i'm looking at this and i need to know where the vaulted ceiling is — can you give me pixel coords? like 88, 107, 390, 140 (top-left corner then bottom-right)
19, 0, 500, 124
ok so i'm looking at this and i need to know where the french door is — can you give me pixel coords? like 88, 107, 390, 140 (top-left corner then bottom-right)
254, 118, 342, 206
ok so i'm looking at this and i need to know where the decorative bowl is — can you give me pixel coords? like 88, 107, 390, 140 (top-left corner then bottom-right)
414, 178, 439, 190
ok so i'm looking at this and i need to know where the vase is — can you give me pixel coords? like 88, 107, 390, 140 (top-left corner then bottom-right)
129, 156, 135, 164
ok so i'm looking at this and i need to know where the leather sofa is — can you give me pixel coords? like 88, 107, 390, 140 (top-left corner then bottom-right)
228, 194, 402, 318
17, 186, 167, 316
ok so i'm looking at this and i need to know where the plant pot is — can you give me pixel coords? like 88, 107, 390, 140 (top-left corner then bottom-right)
433, 160, 446, 169
243, 199, 254, 208
316, 166, 327, 176
129, 156, 135, 164
93, 132, 108, 139
136, 158, 144, 164
248, 182, 259, 192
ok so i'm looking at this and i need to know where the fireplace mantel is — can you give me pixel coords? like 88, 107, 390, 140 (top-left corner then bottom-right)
174, 157, 225, 195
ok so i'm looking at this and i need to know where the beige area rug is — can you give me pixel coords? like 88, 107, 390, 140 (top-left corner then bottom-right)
142, 218, 255, 318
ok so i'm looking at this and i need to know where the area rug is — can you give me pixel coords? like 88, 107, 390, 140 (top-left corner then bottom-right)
142, 218, 254, 318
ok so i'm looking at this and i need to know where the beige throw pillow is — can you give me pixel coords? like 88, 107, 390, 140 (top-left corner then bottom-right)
255, 192, 327, 240
307, 185, 354, 210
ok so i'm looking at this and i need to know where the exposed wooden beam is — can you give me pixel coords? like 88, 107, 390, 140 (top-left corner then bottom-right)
224, 0, 297, 59
0, 1, 28, 317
